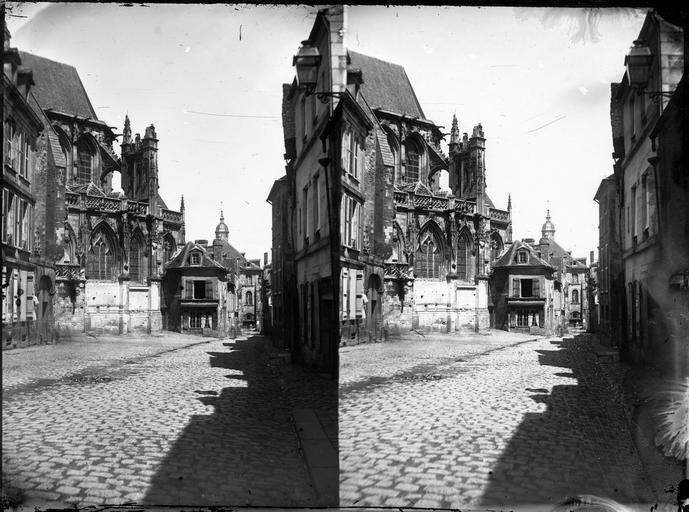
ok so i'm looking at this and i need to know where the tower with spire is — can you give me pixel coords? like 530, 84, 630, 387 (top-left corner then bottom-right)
541, 203, 556, 241
215, 203, 229, 242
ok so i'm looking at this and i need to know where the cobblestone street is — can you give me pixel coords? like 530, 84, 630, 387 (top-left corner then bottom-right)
3, 332, 334, 508
340, 332, 660, 509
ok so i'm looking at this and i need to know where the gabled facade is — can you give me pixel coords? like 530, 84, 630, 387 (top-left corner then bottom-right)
162, 241, 230, 336
490, 240, 556, 335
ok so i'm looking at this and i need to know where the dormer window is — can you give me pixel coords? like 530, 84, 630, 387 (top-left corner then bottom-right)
517, 251, 528, 264
190, 252, 201, 265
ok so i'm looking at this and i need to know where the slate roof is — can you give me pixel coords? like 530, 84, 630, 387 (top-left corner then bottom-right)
493, 240, 555, 270
19, 51, 97, 119
166, 242, 227, 271
349, 51, 425, 119
27, 91, 67, 168
67, 182, 107, 197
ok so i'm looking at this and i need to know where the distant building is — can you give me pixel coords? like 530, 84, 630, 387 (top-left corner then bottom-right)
162, 241, 231, 336
267, 176, 297, 352
594, 175, 623, 347
206, 209, 263, 334
535, 210, 590, 332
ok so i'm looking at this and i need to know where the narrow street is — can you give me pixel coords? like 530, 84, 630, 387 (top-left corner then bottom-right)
2, 332, 334, 508
339, 332, 659, 509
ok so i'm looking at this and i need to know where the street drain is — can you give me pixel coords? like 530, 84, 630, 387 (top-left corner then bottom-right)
65, 375, 113, 384
397, 373, 444, 382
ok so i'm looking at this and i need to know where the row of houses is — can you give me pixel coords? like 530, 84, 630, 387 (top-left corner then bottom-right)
266, 7, 591, 374
3, 27, 266, 348
594, 10, 688, 376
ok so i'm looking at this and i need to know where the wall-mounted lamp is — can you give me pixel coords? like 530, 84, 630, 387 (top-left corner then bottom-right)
293, 40, 343, 104
625, 39, 675, 103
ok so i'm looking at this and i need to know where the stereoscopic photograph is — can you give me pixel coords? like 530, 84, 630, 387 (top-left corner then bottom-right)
2, 3, 688, 512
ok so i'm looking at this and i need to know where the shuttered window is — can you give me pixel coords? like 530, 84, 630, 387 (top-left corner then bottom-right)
512, 278, 521, 298
532, 279, 540, 298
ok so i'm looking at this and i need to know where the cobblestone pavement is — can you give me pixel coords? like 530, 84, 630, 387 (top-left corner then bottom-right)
2, 333, 328, 508
340, 333, 659, 509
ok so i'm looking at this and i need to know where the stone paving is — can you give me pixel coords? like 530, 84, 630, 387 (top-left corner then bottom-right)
2, 332, 328, 508
340, 332, 659, 509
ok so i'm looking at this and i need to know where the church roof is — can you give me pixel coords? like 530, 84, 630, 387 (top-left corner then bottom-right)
19, 51, 98, 119
348, 51, 426, 119
493, 240, 555, 270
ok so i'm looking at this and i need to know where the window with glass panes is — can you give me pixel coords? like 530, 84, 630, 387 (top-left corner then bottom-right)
416, 230, 442, 279
87, 232, 114, 280
129, 236, 143, 283
76, 140, 92, 184
405, 141, 420, 183
341, 194, 360, 249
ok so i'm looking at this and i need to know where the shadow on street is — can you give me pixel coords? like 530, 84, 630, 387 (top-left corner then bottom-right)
142, 336, 317, 506
479, 334, 654, 507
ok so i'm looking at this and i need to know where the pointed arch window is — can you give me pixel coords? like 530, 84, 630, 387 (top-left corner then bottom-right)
490, 233, 504, 261
384, 127, 400, 184
391, 226, 405, 263
405, 139, 421, 184
129, 234, 144, 283
87, 230, 115, 280
163, 234, 176, 264
457, 231, 471, 280
416, 229, 442, 279
76, 139, 93, 184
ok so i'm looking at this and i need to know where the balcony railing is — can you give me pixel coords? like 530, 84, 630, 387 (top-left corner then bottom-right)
56, 264, 82, 280
489, 208, 510, 223
86, 196, 121, 212
413, 195, 449, 210
384, 262, 412, 280
161, 208, 183, 223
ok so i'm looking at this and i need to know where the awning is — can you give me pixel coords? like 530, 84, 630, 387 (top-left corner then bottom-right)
507, 300, 546, 307
180, 301, 218, 308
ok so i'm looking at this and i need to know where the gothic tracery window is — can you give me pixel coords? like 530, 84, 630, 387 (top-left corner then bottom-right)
129, 235, 144, 283
457, 231, 471, 280
87, 230, 115, 280
76, 139, 93, 184
415, 229, 442, 279
405, 140, 420, 184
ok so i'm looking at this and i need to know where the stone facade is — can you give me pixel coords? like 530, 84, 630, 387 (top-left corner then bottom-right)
607, 11, 685, 365
2, 30, 56, 349
337, 52, 513, 344
5, 45, 185, 343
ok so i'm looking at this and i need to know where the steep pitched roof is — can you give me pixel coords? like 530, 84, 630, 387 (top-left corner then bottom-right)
19, 51, 97, 119
165, 242, 227, 271
348, 50, 425, 119
493, 240, 554, 270
27, 91, 67, 169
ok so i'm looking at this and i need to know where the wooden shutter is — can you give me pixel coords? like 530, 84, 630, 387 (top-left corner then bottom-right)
532, 278, 540, 298
185, 280, 193, 299
512, 278, 520, 298
206, 280, 213, 300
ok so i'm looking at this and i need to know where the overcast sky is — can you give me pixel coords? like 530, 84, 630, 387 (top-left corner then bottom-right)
6, 4, 646, 261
